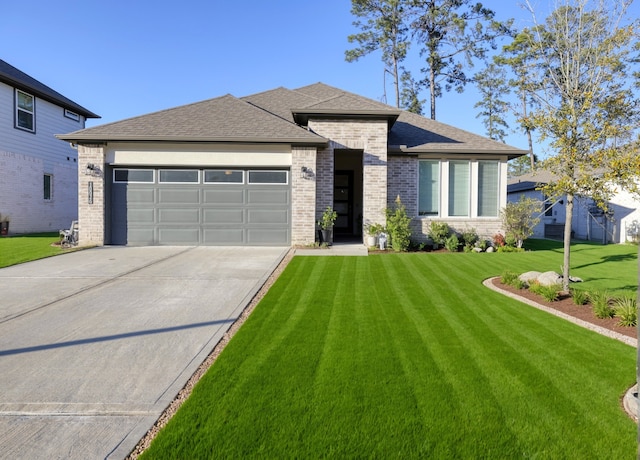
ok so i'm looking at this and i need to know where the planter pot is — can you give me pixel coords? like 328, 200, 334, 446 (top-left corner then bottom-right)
366, 235, 377, 247
320, 228, 333, 246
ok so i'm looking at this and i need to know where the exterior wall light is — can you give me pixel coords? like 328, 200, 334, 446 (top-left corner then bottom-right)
85, 163, 103, 177
301, 166, 314, 180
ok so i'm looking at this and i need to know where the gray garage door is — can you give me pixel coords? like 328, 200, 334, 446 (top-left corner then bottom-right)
110, 168, 290, 246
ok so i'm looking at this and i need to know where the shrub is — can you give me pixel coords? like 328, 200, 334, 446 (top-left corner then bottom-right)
493, 233, 506, 247
461, 228, 478, 251
496, 245, 524, 253
444, 234, 460, 252
614, 295, 637, 327
500, 197, 542, 248
512, 278, 527, 290
476, 239, 489, 251
427, 221, 449, 248
591, 290, 615, 319
500, 270, 519, 285
385, 196, 412, 252
529, 282, 561, 302
571, 289, 589, 306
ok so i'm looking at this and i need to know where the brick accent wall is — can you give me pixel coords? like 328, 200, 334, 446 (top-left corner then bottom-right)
308, 119, 388, 236
77, 144, 106, 246
291, 146, 317, 245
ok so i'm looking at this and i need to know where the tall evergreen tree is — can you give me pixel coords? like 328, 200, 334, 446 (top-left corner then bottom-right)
346, 0, 411, 107
410, 0, 513, 119
473, 62, 510, 142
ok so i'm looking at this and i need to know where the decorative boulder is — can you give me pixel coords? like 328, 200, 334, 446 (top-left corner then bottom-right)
519, 271, 541, 284
486, 246, 495, 253
473, 247, 483, 253
537, 271, 563, 286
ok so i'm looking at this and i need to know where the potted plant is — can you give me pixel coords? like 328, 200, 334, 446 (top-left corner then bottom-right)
365, 222, 385, 247
318, 206, 338, 245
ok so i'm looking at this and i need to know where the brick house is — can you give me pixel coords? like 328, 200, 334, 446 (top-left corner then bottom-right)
0, 59, 99, 234
57, 83, 525, 247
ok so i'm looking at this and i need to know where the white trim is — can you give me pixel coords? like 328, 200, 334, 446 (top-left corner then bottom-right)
64, 109, 80, 121
203, 169, 244, 184
15, 89, 35, 132
248, 170, 289, 185
158, 169, 200, 184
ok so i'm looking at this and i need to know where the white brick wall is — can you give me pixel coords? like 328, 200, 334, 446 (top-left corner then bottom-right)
291, 146, 317, 245
77, 144, 106, 246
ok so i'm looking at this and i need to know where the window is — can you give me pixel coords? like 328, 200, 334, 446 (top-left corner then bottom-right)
158, 169, 199, 183
418, 160, 439, 215
64, 109, 80, 121
113, 169, 154, 183
204, 170, 243, 184
448, 161, 469, 216
44, 174, 52, 200
16, 90, 35, 132
477, 161, 499, 217
248, 170, 288, 184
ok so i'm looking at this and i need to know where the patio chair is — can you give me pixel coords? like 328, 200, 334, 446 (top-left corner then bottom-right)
59, 220, 78, 248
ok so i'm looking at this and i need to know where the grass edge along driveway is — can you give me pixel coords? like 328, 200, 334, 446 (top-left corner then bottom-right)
144, 245, 637, 458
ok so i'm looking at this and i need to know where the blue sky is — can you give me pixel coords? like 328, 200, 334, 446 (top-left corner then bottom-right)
2, 1, 637, 152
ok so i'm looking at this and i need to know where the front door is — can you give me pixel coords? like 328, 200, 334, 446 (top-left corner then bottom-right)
333, 170, 353, 235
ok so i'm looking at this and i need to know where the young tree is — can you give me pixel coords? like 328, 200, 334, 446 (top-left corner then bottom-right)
473, 62, 510, 142
500, 197, 543, 248
519, 0, 640, 290
410, 0, 513, 119
399, 68, 425, 113
346, 0, 411, 107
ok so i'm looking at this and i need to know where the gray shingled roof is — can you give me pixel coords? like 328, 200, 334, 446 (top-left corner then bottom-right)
58, 81, 527, 158
59, 94, 326, 144
0, 59, 99, 119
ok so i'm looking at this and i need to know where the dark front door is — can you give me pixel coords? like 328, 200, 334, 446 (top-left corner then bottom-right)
333, 170, 353, 234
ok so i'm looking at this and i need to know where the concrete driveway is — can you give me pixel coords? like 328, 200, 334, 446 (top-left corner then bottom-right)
0, 246, 288, 459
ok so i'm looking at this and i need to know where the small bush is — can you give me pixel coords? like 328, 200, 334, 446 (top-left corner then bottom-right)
428, 221, 450, 248
461, 228, 478, 251
385, 196, 412, 252
496, 245, 524, 253
614, 295, 637, 327
591, 290, 615, 319
444, 234, 460, 252
571, 289, 589, 306
500, 270, 519, 285
493, 233, 506, 247
512, 278, 527, 290
528, 281, 544, 296
530, 283, 561, 302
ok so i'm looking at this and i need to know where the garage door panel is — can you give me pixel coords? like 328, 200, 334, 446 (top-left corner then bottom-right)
128, 189, 156, 204
203, 189, 245, 205
203, 229, 244, 244
127, 228, 156, 245
248, 209, 289, 224
158, 228, 201, 244
203, 209, 244, 224
159, 208, 200, 224
247, 189, 289, 205
158, 189, 201, 204
247, 228, 289, 244
128, 208, 155, 224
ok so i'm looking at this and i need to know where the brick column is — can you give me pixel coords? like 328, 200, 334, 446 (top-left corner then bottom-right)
77, 144, 106, 246
291, 146, 317, 245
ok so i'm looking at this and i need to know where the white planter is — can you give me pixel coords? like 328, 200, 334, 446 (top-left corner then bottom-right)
366, 235, 377, 247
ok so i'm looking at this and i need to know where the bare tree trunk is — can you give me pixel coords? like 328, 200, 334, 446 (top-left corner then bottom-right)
393, 57, 400, 108
429, 67, 436, 120
562, 194, 574, 292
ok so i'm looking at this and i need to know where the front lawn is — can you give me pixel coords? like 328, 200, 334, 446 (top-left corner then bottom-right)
0, 232, 64, 268
140, 242, 638, 458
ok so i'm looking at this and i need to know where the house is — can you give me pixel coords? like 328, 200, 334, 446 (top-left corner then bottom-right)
56, 83, 525, 247
507, 170, 640, 243
0, 59, 99, 234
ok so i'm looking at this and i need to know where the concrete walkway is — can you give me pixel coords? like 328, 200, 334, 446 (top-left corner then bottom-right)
0, 246, 287, 459
294, 242, 368, 256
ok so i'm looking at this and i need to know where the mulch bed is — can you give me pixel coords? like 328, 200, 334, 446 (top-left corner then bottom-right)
491, 278, 636, 340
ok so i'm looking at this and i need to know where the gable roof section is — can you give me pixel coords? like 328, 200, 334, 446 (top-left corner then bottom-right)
59, 94, 326, 145
507, 170, 556, 193
242, 87, 319, 123
0, 59, 99, 119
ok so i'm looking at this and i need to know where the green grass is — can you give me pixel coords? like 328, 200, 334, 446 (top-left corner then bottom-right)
141, 241, 638, 459
0, 232, 65, 268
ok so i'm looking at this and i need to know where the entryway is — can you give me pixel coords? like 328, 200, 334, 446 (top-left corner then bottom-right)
333, 150, 363, 242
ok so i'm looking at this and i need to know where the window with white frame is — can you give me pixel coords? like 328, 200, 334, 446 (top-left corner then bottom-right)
204, 170, 244, 184
16, 89, 35, 132
44, 174, 52, 200
448, 160, 470, 216
477, 161, 499, 217
418, 160, 440, 215
248, 170, 288, 184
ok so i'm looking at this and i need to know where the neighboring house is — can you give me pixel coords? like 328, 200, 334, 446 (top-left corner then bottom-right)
508, 170, 640, 243
0, 59, 99, 234
56, 83, 525, 247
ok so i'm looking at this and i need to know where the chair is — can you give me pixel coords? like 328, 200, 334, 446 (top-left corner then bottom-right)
59, 220, 79, 248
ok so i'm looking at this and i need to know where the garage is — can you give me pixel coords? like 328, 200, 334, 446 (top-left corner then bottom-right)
109, 168, 290, 246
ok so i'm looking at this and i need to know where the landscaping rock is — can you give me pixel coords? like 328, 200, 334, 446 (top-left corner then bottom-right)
473, 247, 483, 253
486, 246, 495, 253
519, 271, 541, 284
537, 271, 563, 286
